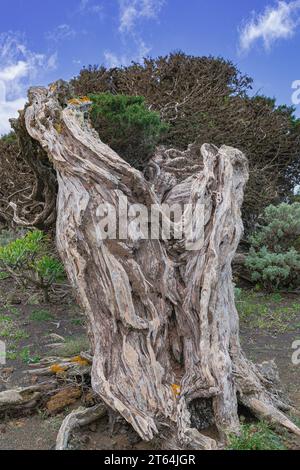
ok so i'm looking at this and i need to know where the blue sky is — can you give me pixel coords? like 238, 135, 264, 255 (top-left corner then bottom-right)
1, 0, 300, 134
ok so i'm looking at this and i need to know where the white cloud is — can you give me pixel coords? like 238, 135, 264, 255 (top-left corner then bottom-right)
239, 1, 300, 53
0, 61, 28, 81
104, 39, 151, 68
0, 32, 57, 135
135, 39, 151, 60
47, 52, 58, 71
119, 0, 165, 33
104, 51, 127, 68
104, 1, 164, 68
45, 24, 76, 43
0, 90, 26, 135
78, 0, 104, 18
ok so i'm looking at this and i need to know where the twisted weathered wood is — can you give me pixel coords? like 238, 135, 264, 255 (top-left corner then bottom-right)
9, 113, 57, 228
20, 82, 300, 448
56, 404, 107, 450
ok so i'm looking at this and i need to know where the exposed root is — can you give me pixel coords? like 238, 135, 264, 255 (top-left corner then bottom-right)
179, 428, 218, 450
0, 352, 93, 417
23, 354, 92, 377
241, 396, 300, 438
0, 383, 56, 414
56, 403, 107, 450
1, 355, 300, 448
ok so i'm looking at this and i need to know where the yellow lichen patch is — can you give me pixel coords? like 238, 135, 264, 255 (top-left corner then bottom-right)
46, 386, 81, 414
54, 122, 63, 134
171, 384, 181, 398
50, 84, 57, 93
50, 364, 68, 374
67, 97, 92, 106
79, 96, 92, 103
67, 98, 82, 106
70, 355, 89, 366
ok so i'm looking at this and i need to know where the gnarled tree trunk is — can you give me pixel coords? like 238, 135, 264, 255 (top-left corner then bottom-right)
17, 82, 300, 449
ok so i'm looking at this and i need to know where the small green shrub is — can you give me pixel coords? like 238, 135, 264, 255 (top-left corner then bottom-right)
249, 203, 300, 252
246, 247, 300, 291
0, 230, 65, 302
0, 230, 27, 279
19, 346, 40, 364
246, 203, 300, 291
227, 422, 286, 450
6, 350, 18, 361
88, 93, 169, 170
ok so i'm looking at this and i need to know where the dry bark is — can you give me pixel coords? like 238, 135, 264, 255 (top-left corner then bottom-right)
0, 383, 56, 414
56, 403, 107, 450
6, 115, 57, 228
15, 81, 300, 449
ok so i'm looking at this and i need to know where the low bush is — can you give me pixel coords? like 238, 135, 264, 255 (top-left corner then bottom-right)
248, 203, 300, 252
246, 247, 300, 291
246, 203, 300, 291
0, 230, 65, 302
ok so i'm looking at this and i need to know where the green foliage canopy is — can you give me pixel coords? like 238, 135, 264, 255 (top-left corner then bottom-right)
88, 93, 169, 169
72, 52, 300, 228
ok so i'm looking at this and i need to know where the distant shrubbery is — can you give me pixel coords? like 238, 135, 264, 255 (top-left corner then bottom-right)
2, 54, 300, 230
88, 93, 169, 170
246, 203, 300, 291
0, 230, 64, 302
72, 53, 300, 229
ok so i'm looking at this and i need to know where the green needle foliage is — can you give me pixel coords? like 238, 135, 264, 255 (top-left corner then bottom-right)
88, 93, 169, 170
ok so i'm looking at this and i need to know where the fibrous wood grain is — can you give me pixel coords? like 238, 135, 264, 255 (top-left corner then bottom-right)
17, 81, 300, 448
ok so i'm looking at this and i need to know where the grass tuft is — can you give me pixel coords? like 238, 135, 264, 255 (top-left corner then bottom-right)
50, 335, 90, 357
227, 422, 286, 450
19, 346, 41, 364
236, 289, 300, 332
29, 309, 53, 322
